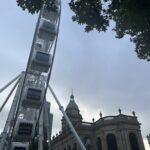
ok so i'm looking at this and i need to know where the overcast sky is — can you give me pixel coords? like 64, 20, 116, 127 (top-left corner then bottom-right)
0, 0, 150, 149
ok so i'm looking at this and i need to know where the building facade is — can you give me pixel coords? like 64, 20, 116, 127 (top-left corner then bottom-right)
51, 94, 145, 150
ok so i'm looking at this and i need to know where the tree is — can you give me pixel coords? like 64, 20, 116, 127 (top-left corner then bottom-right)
16, 0, 57, 14
16, 0, 150, 61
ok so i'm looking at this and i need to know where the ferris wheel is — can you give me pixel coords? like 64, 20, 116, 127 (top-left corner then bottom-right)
0, 1, 86, 150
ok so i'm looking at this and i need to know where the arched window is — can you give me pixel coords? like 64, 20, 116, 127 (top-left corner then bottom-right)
84, 137, 91, 150
107, 134, 118, 150
68, 145, 71, 150
73, 143, 77, 150
129, 133, 140, 150
97, 137, 102, 150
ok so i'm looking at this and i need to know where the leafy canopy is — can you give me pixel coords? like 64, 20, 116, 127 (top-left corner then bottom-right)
16, 0, 150, 61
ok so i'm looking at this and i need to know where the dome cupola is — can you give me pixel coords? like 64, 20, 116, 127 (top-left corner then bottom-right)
66, 93, 79, 111
61, 92, 82, 132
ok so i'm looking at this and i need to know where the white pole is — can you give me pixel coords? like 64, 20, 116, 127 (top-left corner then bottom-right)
48, 84, 86, 150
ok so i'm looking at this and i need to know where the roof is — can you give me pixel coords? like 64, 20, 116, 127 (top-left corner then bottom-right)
66, 94, 79, 110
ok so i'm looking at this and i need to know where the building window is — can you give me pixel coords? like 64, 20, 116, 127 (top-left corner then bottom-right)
68, 145, 71, 150
107, 134, 118, 150
129, 133, 140, 150
97, 137, 102, 150
73, 143, 77, 150
85, 137, 91, 150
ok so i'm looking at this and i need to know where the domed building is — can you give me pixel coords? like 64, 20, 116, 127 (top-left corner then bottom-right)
51, 93, 145, 150
61, 93, 83, 132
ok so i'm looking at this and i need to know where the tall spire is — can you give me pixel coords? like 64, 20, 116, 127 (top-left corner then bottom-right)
66, 90, 79, 111
70, 89, 74, 100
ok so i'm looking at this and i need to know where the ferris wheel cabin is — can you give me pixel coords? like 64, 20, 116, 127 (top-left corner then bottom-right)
22, 87, 44, 109
13, 119, 35, 142
11, 142, 29, 150
38, 20, 57, 41
30, 51, 52, 73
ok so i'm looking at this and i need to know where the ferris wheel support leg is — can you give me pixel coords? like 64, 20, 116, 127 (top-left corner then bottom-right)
38, 107, 44, 150
0, 74, 24, 150
0, 77, 20, 112
48, 84, 86, 150
0, 74, 20, 93
44, 103, 51, 150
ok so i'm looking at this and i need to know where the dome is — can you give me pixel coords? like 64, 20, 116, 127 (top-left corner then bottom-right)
62, 92, 83, 132
66, 100, 79, 110
66, 94, 79, 110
